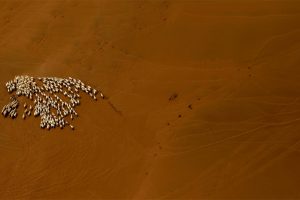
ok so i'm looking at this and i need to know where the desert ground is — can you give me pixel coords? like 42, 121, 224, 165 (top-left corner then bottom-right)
0, 0, 300, 199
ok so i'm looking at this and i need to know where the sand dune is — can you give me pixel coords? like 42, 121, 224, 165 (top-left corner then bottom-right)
0, 0, 300, 199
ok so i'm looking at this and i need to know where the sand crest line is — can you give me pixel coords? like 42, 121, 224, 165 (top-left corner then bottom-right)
1, 75, 104, 130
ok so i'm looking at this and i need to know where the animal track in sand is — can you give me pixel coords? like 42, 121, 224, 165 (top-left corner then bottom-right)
2, 75, 104, 130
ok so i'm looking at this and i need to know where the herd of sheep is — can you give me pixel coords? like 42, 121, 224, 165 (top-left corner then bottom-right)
1, 75, 103, 130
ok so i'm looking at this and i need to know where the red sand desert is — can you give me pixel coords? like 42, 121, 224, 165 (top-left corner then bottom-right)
1, 0, 300, 199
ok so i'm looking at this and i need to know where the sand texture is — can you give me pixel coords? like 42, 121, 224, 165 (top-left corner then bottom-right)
1, 0, 300, 199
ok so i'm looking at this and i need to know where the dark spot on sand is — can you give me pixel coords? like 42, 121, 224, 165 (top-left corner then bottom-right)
188, 104, 192, 109
108, 101, 122, 116
178, 114, 182, 118
169, 93, 178, 101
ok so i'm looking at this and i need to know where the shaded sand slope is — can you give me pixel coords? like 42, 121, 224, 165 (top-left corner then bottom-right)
0, 0, 300, 199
